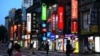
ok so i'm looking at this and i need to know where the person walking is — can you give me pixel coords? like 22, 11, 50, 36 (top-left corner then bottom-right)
7, 40, 13, 56
45, 41, 49, 55
30, 42, 35, 54
13, 42, 22, 56
66, 40, 74, 56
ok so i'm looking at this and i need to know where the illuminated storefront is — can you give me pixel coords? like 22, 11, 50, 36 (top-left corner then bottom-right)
88, 36, 100, 53
47, 39, 53, 51
30, 39, 38, 49
65, 34, 79, 53
24, 35, 30, 48
56, 38, 64, 52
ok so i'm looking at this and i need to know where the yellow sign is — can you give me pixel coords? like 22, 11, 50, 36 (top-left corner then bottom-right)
73, 41, 79, 53
90, 25, 98, 33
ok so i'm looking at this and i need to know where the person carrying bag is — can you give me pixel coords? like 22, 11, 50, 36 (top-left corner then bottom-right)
66, 40, 75, 56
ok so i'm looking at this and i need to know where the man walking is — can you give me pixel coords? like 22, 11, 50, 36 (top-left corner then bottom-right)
7, 40, 13, 56
45, 41, 49, 55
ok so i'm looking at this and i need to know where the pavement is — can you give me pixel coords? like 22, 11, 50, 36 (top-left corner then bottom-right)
0, 46, 100, 56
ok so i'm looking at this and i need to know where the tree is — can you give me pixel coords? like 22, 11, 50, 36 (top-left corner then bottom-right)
0, 25, 8, 43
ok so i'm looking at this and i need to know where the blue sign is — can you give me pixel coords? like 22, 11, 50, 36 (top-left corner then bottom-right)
47, 32, 51, 37
42, 23, 46, 27
43, 36, 46, 41
50, 33, 55, 40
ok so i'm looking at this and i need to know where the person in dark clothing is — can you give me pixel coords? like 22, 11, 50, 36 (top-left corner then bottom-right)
66, 40, 73, 56
45, 41, 49, 55
7, 41, 13, 56
13, 43, 22, 56
14, 43, 21, 52
30, 42, 35, 54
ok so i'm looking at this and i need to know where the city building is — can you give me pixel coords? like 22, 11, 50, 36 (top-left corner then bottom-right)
79, 0, 100, 53
26, 0, 41, 48
13, 9, 22, 45
22, 0, 33, 8
7, 8, 16, 40
5, 16, 9, 31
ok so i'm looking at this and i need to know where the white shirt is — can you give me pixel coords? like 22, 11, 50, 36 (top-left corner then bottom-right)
8, 42, 12, 49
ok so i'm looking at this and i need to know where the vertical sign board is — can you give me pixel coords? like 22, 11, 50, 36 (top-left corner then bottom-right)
71, 0, 78, 20
71, 0, 78, 33
51, 14, 56, 33
22, 7, 26, 22
42, 3, 47, 21
71, 22, 78, 33
27, 13, 31, 33
58, 6, 64, 30
10, 26, 13, 40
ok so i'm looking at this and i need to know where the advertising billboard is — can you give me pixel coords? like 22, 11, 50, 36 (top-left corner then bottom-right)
51, 14, 56, 32
58, 6, 64, 30
71, 22, 78, 33
42, 3, 47, 21
71, 0, 78, 20
27, 13, 31, 33
95, 37, 100, 52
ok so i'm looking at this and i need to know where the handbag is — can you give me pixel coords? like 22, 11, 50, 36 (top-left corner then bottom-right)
70, 48, 75, 53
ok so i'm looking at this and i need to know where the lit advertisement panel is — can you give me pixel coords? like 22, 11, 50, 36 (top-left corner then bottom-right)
58, 6, 64, 30
27, 13, 31, 33
71, 0, 78, 20
22, 7, 26, 21
51, 14, 56, 32
95, 37, 100, 52
42, 3, 47, 21
42, 28, 47, 32
73, 40, 79, 53
10, 26, 13, 40
71, 22, 78, 33
50, 33, 55, 40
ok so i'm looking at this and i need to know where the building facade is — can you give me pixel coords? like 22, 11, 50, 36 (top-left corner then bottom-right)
79, 0, 100, 53
22, 0, 33, 8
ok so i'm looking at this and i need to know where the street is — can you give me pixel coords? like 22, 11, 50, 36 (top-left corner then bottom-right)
0, 46, 100, 56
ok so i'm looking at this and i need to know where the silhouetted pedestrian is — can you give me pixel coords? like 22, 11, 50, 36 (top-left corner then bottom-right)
14, 43, 21, 52
45, 41, 49, 55
13, 42, 22, 56
7, 40, 13, 56
14, 48, 22, 56
66, 40, 73, 56
30, 42, 35, 54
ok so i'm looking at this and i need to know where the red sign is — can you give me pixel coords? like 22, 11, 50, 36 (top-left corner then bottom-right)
58, 6, 64, 30
72, 0, 78, 20
42, 28, 47, 32
71, 22, 78, 33
51, 14, 56, 32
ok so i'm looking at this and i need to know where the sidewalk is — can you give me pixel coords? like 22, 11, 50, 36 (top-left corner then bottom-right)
21, 48, 100, 56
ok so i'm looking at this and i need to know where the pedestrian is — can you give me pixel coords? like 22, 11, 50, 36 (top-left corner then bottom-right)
66, 40, 74, 56
84, 46, 89, 54
14, 48, 22, 56
13, 42, 22, 56
30, 42, 35, 54
7, 40, 13, 56
14, 42, 21, 52
45, 41, 49, 55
